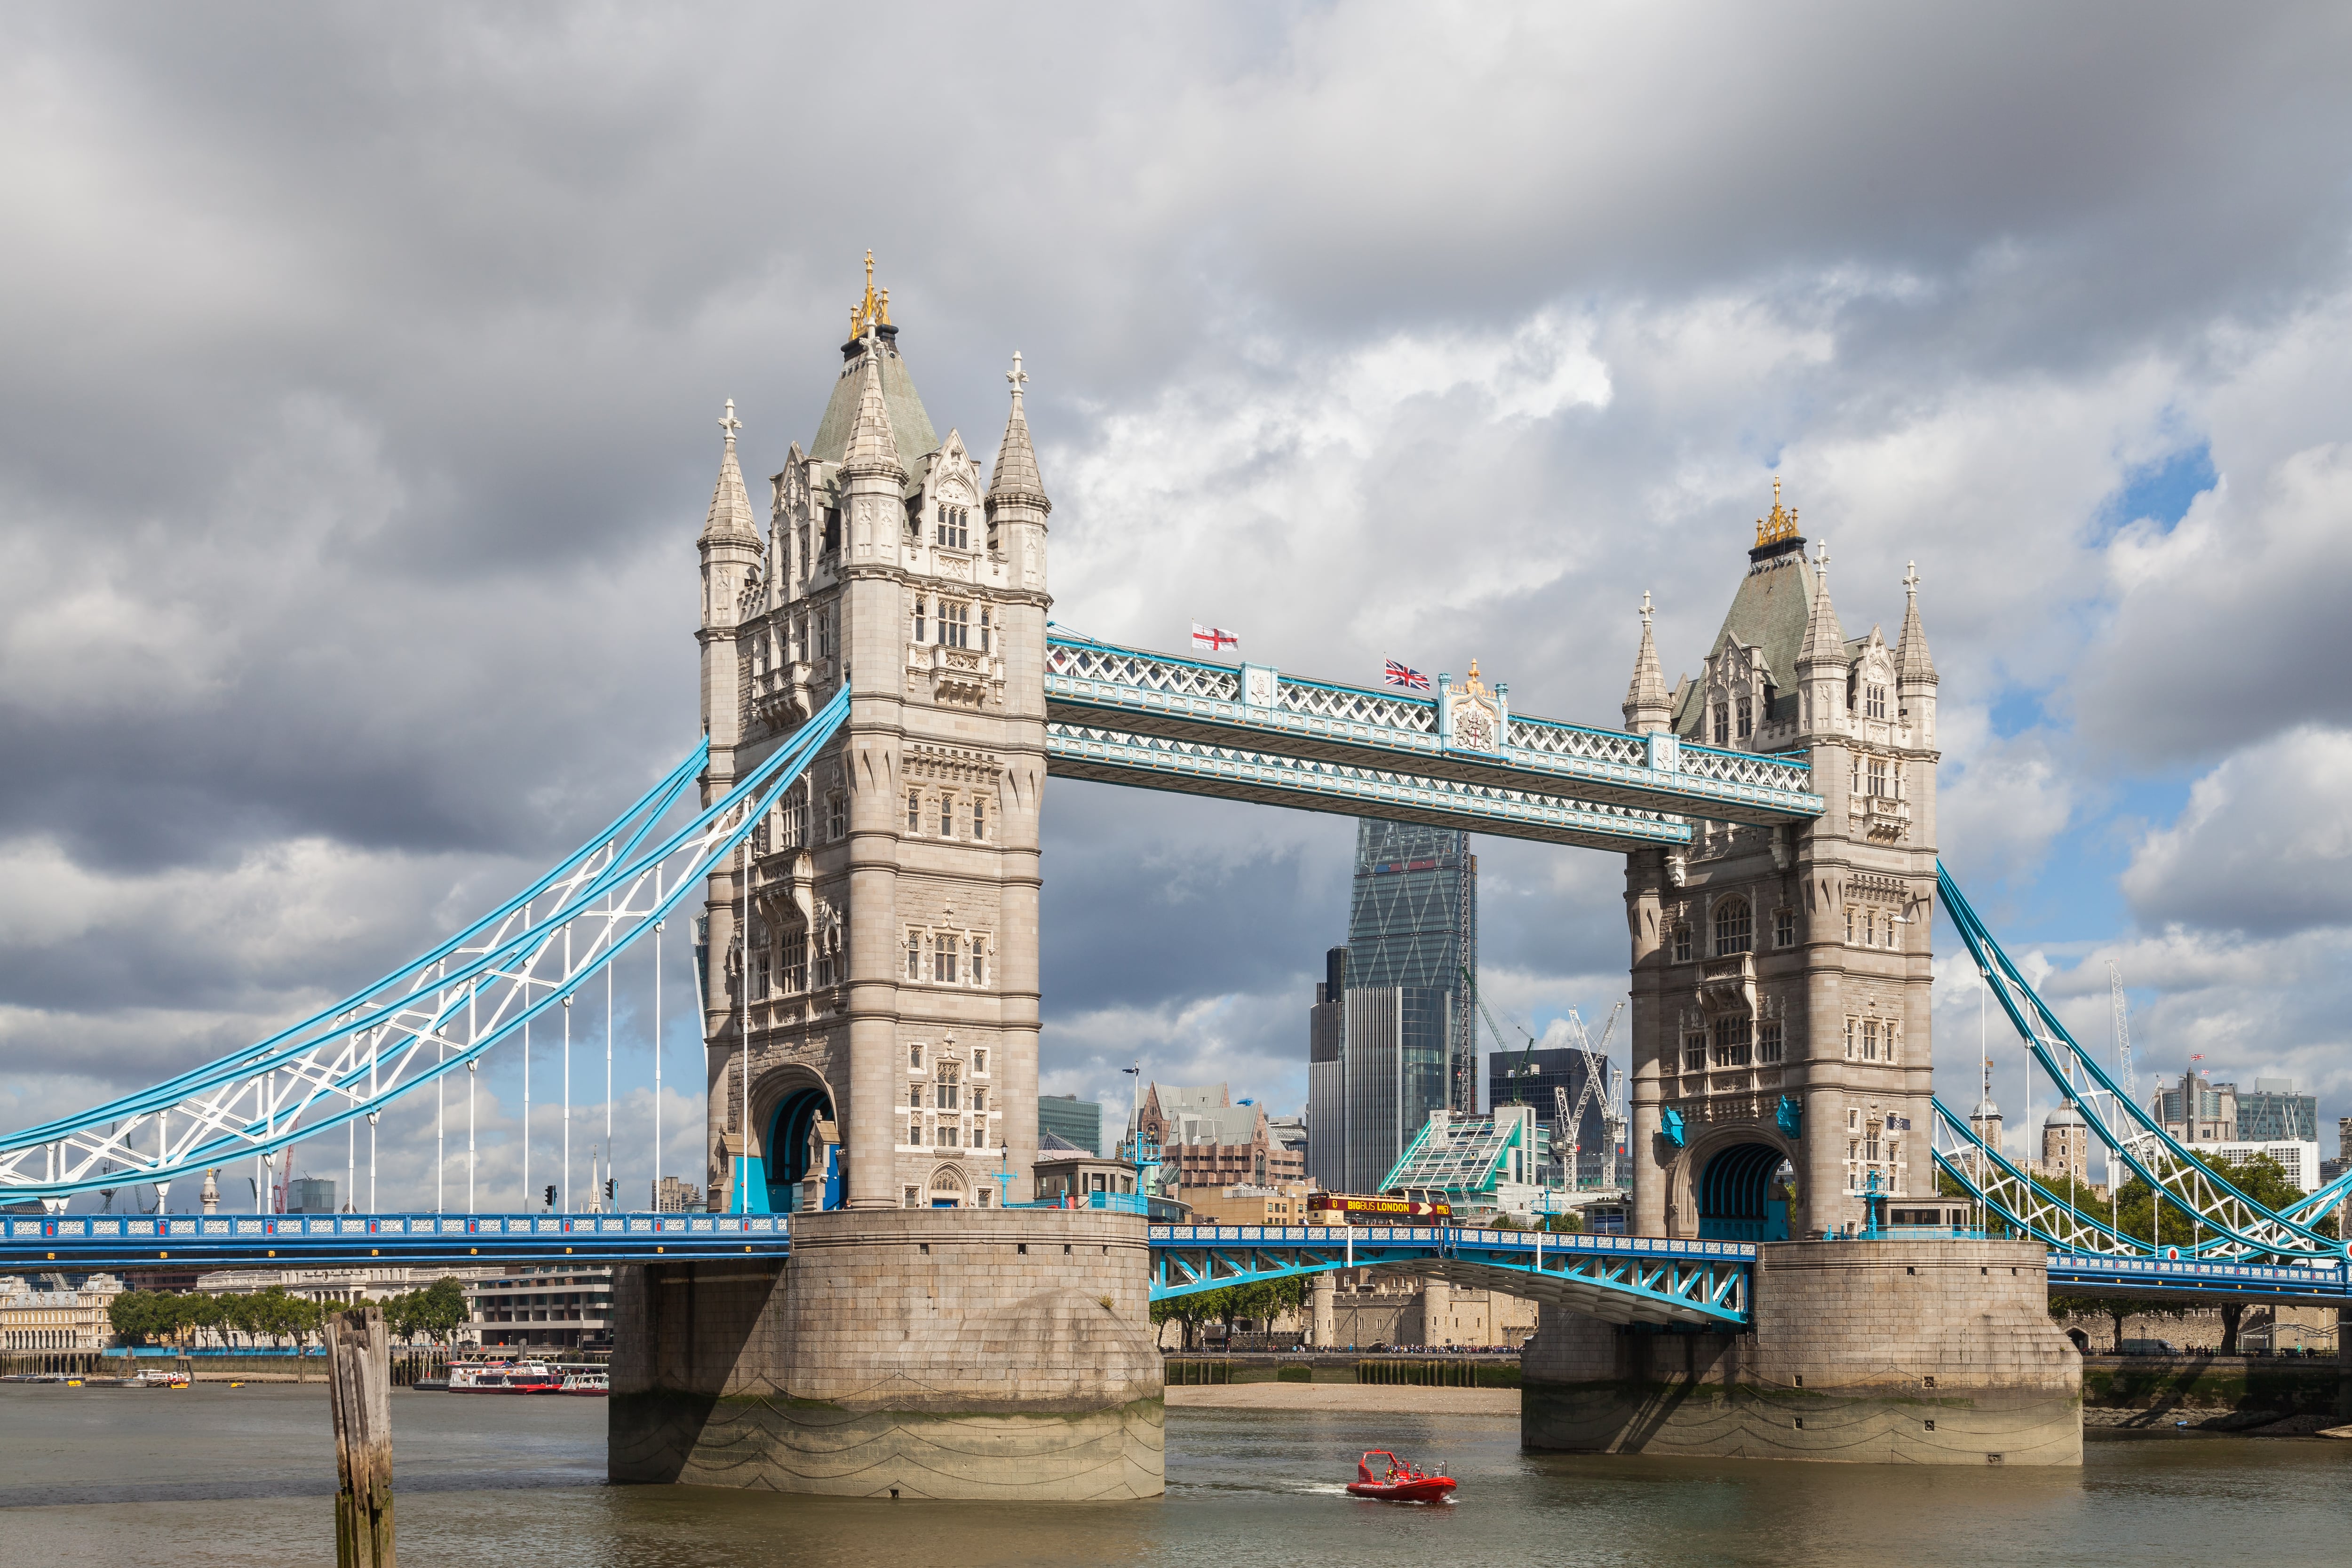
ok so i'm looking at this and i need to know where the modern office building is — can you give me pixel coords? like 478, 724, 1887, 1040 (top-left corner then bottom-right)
1306, 820, 1479, 1195
1038, 1093, 1105, 1157
2237, 1078, 2319, 1143
286, 1177, 336, 1214
467, 1266, 616, 1349
2152, 1073, 2236, 1144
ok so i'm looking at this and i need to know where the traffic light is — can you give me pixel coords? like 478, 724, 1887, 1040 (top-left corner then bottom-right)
605, 1178, 616, 1201
543, 1184, 556, 1211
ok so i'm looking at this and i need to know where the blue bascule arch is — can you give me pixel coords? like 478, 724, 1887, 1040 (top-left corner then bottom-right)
1929, 866, 2352, 1266
0, 688, 852, 1205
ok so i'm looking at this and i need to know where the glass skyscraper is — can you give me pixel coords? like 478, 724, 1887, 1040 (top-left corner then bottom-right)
1306, 819, 1478, 1194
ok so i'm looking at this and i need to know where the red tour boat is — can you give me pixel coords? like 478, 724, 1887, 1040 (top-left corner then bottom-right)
1346, 1450, 1458, 1504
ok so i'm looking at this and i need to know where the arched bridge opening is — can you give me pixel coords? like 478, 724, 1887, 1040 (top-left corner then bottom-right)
764, 1086, 840, 1214
1696, 1142, 1791, 1243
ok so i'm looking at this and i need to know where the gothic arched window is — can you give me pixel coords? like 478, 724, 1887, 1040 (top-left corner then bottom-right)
1713, 704, 1729, 745
1736, 696, 1752, 739
1713, 897, 1752, 957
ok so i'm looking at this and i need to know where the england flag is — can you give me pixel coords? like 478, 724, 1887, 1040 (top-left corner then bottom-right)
1191, 622, 1239, 653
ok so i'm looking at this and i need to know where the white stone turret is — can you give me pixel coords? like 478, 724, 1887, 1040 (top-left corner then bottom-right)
1895, 561, 1938, 748
1794, 539, 1848, 737
1622, 590, 1672, 734
986, 351, 1051, 593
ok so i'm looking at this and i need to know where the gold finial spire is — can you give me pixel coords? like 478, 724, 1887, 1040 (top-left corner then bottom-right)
1755, 475, 1800, 548
849, 249, 892, 341
1465, 657, 1486, 694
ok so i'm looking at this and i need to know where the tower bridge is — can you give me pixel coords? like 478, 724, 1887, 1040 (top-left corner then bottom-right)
7, 264, 2349, 1495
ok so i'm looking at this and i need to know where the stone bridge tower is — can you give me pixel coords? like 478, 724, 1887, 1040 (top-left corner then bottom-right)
695, 260, 1051, 1214
1619, 485, 1939, 1241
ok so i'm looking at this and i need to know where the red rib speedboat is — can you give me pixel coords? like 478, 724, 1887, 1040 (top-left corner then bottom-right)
1346, 1450, 1457, 1504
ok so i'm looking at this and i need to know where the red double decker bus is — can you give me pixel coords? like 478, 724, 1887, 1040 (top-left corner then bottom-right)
1306, 1193, 1451, 1226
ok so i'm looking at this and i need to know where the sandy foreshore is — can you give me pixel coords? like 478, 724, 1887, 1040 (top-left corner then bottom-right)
1164, 1382, 1519, 1416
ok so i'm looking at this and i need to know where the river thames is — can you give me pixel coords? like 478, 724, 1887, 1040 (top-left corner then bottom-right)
2, 1384, 2346, 1566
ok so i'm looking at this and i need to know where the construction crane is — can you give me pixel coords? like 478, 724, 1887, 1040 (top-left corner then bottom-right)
1551, 1002, 1627, 1191
1463, 965, 1539, 1088
2107, 961, 2137, 1106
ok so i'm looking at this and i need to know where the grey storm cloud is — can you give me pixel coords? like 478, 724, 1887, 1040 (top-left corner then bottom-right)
7, 1, 2352, 1174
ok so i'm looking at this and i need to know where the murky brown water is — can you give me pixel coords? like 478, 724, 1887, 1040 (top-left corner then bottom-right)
2, 1384, 2346, 1566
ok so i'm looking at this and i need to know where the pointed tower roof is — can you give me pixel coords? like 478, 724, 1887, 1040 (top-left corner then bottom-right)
1896, 560, 1938, 685
1622, 591, 1671, 732
840, 327, 905, 477
987, 350, 1049, 511
1796, 539, 1848, 671
699, 399, 759, 545
810, 255, 938, 466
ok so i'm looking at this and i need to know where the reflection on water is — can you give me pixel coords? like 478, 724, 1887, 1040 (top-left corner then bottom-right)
2, 1385, 2346, 1567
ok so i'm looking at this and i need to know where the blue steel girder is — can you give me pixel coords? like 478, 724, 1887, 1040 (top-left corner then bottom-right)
1045, 636, 1822, 827
2044, 1251, 2352, 1306
1147, 1225, 1753, 1327
1046, 724, 1691, 854
0, 1210, 790, 1269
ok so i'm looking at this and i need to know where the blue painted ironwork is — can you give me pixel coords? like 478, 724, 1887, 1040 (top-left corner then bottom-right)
1147, 1223, 1754, 1327
0, 1210, 788, 1267
1045, 724, 1691, 852
2044, 1250, 2352, 1304
1937, 866, 2349, 1261
1043, 633, 1823, 829
0, 688, 853, 1201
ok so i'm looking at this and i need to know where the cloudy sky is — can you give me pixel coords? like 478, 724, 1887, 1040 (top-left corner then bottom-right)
4, 3, 2350, 1208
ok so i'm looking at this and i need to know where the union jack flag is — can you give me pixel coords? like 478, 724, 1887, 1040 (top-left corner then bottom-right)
1384, 659, 1430, 691
1191, 622, 1239, 653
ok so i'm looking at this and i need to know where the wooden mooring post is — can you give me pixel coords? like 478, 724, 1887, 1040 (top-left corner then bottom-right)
326, 1304, 395, 1568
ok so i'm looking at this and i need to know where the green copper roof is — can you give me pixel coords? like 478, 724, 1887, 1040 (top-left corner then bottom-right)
810, 329, 939, 469
1672, 547, 1824, 737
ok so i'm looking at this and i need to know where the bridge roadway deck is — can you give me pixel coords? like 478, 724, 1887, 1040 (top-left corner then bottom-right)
0, 1210, 787, 1267
5, 1214, 2343, 1315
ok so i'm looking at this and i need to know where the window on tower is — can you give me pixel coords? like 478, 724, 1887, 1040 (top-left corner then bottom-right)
935, 1060, 961, 1110
1866, 684, 1888, 720
1673, 924, 1692, 963
941, 600, 971, 648
1713, 897, 1752, 956
1867, 758, 1889, 797
972, 798, 986, 841
1713, 705, 1729, 745
906, 930, 922, 980
1712, 1016, 1752, 1068
1736, 696, 1752, 739
937, 504, 970, 550
1774, 907, 1796, 947
939, 795, 954, 836
907, 791, 922, 833
1683, 1033, 1707, 1072
935, 934, 960, 984
971, 940, 987, 986
821, 506, 841, 554
980, 605, 992, 653
1757, 1019, 1784, 1063
826, 792, 846, 841
913, 596, 926, 643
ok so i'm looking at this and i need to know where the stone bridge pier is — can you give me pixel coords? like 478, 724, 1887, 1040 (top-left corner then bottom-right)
1521, 1240, 2082, 1464
609, 1208, 1164, 1499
